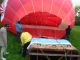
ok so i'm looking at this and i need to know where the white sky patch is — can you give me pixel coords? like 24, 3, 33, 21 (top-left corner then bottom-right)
71, 0, 80, 7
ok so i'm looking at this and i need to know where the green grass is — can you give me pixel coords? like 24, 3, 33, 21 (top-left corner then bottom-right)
7, 32, 29, 60
70, 26, 80, 51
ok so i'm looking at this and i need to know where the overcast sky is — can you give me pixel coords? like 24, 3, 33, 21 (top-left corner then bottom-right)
71, 0, 80, 7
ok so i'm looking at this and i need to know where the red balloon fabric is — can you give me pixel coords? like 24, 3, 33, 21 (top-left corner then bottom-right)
0, 0, 75, 38
21, 12, 62, 27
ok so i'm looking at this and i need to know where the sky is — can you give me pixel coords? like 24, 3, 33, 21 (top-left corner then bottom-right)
71, 0, 80, 7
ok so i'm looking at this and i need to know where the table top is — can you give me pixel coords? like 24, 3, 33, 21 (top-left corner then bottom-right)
28, 38, 76, 51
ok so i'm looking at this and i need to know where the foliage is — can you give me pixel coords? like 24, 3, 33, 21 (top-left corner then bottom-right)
75, 6, 80, 25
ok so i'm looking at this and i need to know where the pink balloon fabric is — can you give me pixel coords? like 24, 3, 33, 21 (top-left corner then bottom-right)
0, 0, 75, 38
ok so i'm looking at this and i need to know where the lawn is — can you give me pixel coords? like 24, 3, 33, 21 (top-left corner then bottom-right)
7, 32, 29, 60
70, 26, 80, 51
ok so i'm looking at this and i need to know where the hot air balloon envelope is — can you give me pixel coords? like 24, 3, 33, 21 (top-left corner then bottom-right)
1, 0, 75, 38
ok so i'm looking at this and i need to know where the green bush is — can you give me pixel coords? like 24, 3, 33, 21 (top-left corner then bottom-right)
75, 16, 80, 25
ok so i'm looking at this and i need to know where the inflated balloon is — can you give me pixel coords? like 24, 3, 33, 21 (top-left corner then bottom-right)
0, 0, 75, 38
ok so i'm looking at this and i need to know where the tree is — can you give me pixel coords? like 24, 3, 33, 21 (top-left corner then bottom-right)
75, 6, 80, 25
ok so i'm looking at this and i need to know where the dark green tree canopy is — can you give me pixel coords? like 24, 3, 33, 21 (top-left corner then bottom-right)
75, 6, 80, 25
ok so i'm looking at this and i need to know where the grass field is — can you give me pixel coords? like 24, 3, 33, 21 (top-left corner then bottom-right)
7, 32, 29, 60
70, 26, 80, 51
